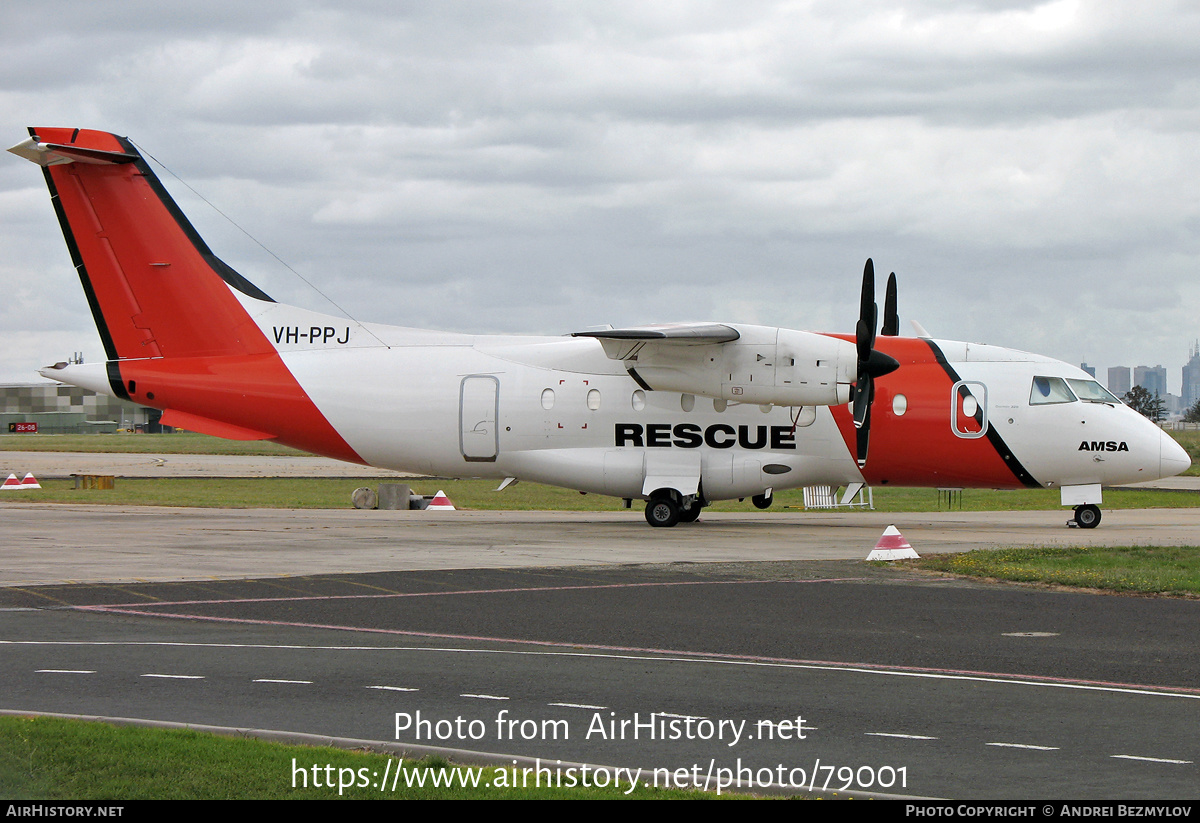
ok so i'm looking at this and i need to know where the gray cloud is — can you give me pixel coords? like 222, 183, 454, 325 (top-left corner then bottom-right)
2, 1, 1198, 391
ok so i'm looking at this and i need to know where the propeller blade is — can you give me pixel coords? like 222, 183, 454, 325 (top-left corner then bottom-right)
853, 374, 872, 429
856, 318, 872, 365
860, 259, 875, 333
858, 260, 876, 363
856, 414, 870, 467
855, 379, 874, 466
881, 271, 899, 336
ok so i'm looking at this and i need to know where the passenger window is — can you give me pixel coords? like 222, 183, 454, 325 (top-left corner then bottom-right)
1029, 376, 1076, 405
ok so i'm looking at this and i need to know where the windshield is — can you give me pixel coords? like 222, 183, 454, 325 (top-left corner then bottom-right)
1066, 379, 1121, 404
1029, 376, 1076, 405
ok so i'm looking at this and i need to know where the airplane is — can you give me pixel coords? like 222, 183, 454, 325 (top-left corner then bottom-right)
9, 127, 1191, 528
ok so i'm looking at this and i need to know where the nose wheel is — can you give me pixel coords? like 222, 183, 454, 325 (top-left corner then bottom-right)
1070, 504, 1101, 529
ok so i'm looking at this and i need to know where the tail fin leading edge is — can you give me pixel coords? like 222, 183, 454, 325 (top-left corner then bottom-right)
14, 128, 364, 463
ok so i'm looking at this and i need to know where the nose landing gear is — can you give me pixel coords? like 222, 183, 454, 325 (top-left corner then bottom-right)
1069, 504, 1101, 529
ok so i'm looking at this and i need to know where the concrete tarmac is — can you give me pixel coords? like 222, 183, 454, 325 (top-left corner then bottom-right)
4, 504, 1200, 586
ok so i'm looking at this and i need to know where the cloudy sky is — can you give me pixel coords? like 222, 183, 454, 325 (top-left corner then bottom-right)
2, 1, 1198, 393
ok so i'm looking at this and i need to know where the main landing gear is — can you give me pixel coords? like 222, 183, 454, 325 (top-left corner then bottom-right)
1070, 504, 1101, 529
644, 490, 704, 527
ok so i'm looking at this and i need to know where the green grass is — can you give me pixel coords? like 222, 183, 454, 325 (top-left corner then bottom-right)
909, 545, 1200, 596
0, 432, 306, 456
0, 716, 734, 800
0, 476, 1196, 512
1171, 429, 1200, 475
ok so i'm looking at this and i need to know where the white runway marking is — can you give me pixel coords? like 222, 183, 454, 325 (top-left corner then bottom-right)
866, 732, 938, 740
141, 673, 204, 679
7, 639, 1198, 700
986, 742, 1059, 751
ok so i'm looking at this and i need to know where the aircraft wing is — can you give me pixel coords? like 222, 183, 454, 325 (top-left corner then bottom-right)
572, 322, 855, 408
573, 323, 741, 344
572, 323, 741, 363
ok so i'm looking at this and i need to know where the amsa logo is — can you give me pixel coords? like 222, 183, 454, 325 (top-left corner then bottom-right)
1078, 441, 1129, 452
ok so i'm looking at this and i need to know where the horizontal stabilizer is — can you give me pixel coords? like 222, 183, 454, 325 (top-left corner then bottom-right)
8, 137, 137, 166
159, 409, 275, 441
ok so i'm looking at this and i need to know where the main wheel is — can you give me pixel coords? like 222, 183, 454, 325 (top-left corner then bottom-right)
677, 504, 702, 523
751, 492, 772, 510
1075, 504, 1101, 529
645, 497, 681, 528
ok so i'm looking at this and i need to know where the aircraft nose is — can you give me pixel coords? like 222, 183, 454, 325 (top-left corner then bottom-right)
1160, 430, 1191, 478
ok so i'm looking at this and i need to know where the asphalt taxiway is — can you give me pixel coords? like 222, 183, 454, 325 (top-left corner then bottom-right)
3, 562, 1199, 799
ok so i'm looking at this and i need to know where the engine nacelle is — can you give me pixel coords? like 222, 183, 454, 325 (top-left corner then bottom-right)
629, 325, 855, 407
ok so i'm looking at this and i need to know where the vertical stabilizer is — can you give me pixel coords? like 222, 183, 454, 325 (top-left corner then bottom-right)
13, 128, 364, 463
12, 128, 274, 362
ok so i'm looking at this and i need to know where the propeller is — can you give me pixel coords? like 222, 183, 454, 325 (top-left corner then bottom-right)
852, 259, 900, 467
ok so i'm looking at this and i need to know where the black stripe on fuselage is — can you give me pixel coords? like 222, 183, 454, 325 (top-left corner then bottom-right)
105, 360, 130, 401
922, 339, 1042, 489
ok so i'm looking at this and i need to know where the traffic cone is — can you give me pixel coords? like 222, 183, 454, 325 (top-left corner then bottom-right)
20, 473, 41, 489
426, 490, 456, 511
866, 525, 919, 561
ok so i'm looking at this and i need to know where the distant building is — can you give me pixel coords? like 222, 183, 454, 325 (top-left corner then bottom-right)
1182, 342, 1200, 409
1107, 366, 1131, 397
1080, 363, 1096, 378
1, 382, 155, 434
1134, 365, 1168, 399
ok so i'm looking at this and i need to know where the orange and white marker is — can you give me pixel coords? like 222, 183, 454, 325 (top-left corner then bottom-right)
866, 525, 919, 561
426, 490, 456, 511
1, 473, 23, 490
19, 473, 41, 489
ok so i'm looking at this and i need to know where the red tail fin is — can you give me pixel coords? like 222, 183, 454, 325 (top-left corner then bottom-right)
15, 128, 364, 463
17, 127, 274, 362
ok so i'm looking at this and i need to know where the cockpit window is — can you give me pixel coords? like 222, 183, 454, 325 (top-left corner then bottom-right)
1029, 376, 1077, 405
1066, 379, 1121, 404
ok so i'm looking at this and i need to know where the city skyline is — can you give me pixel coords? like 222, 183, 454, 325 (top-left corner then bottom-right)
1100, 341, 1200, 412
